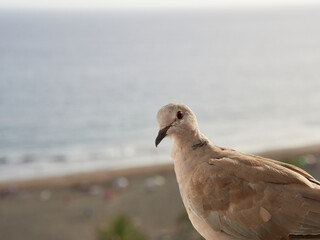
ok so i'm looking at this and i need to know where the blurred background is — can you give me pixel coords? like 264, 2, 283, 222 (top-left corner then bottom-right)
1, 1, 320, 240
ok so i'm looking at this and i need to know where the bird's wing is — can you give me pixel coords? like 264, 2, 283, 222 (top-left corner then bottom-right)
185, 155, 320, 240
224, 148, 320, 186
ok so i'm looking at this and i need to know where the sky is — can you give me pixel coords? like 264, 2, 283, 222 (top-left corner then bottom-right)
1, 0, 320, 10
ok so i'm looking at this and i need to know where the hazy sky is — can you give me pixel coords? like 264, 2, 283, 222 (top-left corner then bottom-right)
1, 0, 320, 10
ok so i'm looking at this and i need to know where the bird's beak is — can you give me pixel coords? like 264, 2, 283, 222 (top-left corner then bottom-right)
155, 125, 171, 147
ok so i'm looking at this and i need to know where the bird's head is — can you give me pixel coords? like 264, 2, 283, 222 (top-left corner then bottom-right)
155, 103, 199, 147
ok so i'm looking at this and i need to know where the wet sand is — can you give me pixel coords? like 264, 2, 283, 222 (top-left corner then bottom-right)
0, 144, 320, 240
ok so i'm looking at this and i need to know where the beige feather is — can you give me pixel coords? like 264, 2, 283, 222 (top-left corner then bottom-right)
156, 103, 320, 240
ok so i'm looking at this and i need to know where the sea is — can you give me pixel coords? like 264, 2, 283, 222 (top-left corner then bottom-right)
1, 7, 320, 181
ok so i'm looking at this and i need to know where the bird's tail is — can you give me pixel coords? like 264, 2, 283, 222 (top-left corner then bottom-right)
290, 188, 320, 239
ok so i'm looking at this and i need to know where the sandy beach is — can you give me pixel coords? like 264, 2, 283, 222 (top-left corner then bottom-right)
1, 144, 320, 240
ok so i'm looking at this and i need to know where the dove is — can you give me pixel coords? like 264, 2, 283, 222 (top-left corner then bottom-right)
155, 103, 320, 240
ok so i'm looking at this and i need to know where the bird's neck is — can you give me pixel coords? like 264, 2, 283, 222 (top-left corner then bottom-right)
171, 128, 204, 149
171, 129, 208, 188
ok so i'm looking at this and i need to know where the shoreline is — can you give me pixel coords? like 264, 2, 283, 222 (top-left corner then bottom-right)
1, 143, 319, 240
2, 142, 320, 188
0, 163, 174, 188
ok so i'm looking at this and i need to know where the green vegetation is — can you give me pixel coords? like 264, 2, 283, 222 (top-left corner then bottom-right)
176, 209, 189, 225
283, 156, 308, 170
96, 215, 147, 240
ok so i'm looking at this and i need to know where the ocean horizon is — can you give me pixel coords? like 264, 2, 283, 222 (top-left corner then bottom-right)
1, 7, 320, 181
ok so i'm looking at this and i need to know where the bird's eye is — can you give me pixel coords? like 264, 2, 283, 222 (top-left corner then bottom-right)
176, 111, 183, 119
